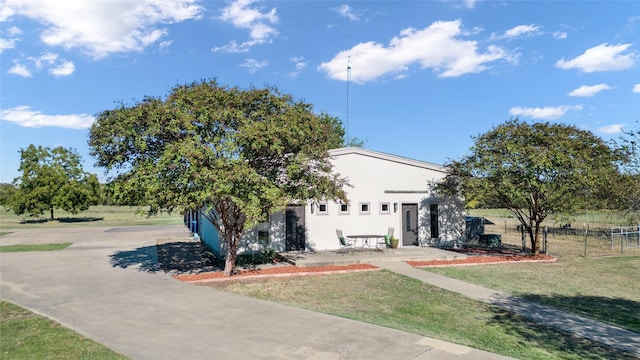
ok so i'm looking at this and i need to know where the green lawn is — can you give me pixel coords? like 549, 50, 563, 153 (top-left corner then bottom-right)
0, 301, 128, 359
208, 270, 636, 360
425, 256, 640, 333
0, 205, 184, 229
0, 242, 72, 253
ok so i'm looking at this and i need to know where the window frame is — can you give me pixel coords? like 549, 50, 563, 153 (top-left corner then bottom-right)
339, 202, 350, 215
317, 202, 328, 215
359, 202, 370, 215
379, 202, 390, 214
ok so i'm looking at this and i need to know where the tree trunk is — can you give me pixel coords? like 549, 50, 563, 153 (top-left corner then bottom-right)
50, 207, 54, 220
531, 224, 541, 256
223, 233, 239, 276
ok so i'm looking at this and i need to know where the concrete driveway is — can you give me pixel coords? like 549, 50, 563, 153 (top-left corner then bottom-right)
0, 226, 513, 360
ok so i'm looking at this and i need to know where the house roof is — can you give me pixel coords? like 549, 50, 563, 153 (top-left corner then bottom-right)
328, 147, 447, 173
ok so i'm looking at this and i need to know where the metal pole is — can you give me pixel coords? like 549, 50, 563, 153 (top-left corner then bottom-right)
584, 224, 588, 258
544, 226, 548, 255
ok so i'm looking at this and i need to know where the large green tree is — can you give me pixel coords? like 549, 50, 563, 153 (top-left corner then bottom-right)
613, 121, 640, 222
89, 80, 347, 276
8, 145, 100, 220
0, 183, 16, 205
441, 119, 622, 255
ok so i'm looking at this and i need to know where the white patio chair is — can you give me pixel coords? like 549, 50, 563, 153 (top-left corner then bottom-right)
336, 229, 356, 255
376, 227, 395, 252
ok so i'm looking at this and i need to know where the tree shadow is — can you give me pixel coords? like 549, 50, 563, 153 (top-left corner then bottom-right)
488, 309, 639, 359
156, 241, 220, 274
58, 217, 104, 223
487, 295, 640, 359
20, 218, 49, 224
19, 217, 104, 224
110, 241, 220, 275
519, 294, 640, 334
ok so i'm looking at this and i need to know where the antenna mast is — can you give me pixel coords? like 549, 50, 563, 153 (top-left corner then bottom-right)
346, 56, 351, 146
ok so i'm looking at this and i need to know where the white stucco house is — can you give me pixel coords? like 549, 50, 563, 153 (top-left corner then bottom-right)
192, 147, 465, 257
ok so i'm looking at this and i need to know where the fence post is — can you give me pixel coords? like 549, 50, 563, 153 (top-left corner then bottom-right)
521, 226, 526, 252
544, 226, 548, 255
584, 224, 588, 258
622, 228, 626, 255
611, 227, 615, 249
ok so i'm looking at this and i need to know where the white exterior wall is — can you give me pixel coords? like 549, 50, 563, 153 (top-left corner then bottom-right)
199, 147, 465, 255
302, 148, 465, 251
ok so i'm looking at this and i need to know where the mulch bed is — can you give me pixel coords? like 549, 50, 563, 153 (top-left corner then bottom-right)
165, 240, 556, 283
407, 253, 556, 267
173, 252, 556, 283
173, 263, 380, 283
406, 246, 556, 267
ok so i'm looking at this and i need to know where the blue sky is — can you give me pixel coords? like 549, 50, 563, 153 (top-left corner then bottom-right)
1, 0, 639, 183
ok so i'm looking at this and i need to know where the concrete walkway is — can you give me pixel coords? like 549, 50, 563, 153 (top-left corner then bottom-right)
377, 262, 640, 356
0, 226, 513, 360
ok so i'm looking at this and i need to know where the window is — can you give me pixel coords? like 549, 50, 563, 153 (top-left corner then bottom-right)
380, 202, 390, 214
339, 203, 349, 214
318, 202, 328, 214
359, 202, 370, 214
430, 204, 439, 238
405, 210, 411, 231
258, 230, 269, 244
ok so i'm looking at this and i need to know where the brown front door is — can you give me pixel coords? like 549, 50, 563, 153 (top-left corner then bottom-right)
402, 204, 418, 246
285, 206, 306, 251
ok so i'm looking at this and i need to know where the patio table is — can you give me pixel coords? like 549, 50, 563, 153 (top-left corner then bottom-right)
346, 235, 385, 251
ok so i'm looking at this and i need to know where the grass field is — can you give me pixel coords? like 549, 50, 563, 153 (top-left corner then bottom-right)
427, 256, 640, 333
0, 301, 128, 359
0, 205, 184, 229
0, 242, 72, 252
208, 269, 637, 360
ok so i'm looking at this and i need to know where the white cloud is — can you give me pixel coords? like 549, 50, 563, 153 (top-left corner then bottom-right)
0, 106, 95, 129
567, 84, 612, 97
495, 24, 542, 40
7, 52, 74, 77
8, 63, 31, 77
291, 56, 308, 70
1, 0, 202, 59
288, 56, 308, 78
240, 58, 268, 73
159, 40, 172, 50
598, 124, 625, 134
509, 105, 583, 120
553, 31, 567, 39
464, 0, 477, 9
214, 0, 278, 53
634, 83, 640, 93
319, 20, 511, 83
0, 25, 21, 53
331, 5, 361, 21
49, 60, 75, 77
555, 43, 636, 72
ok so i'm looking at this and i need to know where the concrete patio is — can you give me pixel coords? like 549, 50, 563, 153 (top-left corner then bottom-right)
282, 246, 467, 267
